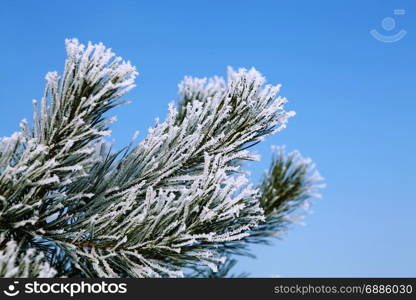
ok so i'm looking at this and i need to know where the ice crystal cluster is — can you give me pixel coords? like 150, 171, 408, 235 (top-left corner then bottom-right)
0, 39, 323, 278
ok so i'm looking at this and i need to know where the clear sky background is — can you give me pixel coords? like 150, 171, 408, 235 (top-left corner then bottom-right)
0, 0, 415, 277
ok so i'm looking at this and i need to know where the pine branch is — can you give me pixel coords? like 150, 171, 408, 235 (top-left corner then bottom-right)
194, 147, 324, 277
248, 146, 325, 244
0, 39, 137, 276
0, 39, 322, 278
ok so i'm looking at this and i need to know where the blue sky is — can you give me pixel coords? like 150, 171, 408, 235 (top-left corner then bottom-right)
0, 0, 415, 277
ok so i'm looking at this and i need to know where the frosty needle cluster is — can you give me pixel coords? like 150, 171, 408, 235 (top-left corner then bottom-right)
0, 39, 323, 278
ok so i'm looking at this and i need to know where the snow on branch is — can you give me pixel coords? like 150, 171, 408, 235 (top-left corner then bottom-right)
0, 39, 322, 278
0, 39, 136, 243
